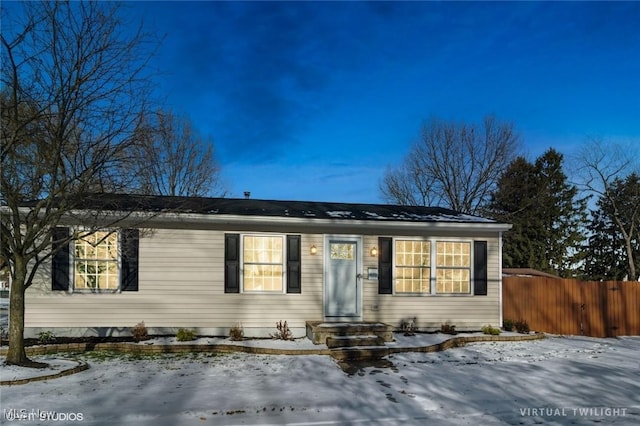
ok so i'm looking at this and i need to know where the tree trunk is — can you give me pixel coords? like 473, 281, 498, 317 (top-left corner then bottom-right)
6, 269, 28, 365
5, 257, 44, 367
624, 238, 637, 281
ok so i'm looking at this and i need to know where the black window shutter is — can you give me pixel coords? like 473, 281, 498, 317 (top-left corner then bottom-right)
224, 233, 240, 293
378, 237, 393, 294
121, 229, 139, 292
51, 227, 70, 291
286, 235, 302, 293
474, 240, 488, 296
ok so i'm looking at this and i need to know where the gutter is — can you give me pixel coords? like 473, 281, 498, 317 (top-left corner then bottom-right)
63, 209, 513, 234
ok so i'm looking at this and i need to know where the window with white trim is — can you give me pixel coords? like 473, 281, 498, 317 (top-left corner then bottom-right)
242, 235, 284, 292
73, 231, 119, 290
436, 241, 471, 294
395, 240, 430, 293
393, 239, 472, 295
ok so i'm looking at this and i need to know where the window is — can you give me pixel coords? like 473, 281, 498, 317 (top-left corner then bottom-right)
52, 227, 138, 292
394, 240, 430, 293
73, 231, 119, 290
436, 241, 471, 294
380, 237, 485, 296
243, 235, 284, 292
330, 243, 354, 260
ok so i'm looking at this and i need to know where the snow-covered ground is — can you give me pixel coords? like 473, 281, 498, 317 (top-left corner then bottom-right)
1, 335, 639, 425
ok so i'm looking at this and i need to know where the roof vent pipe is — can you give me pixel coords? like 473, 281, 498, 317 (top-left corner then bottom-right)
244, 191, 251, 199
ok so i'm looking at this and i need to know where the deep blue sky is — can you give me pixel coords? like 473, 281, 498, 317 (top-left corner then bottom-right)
25, 1, 640, 202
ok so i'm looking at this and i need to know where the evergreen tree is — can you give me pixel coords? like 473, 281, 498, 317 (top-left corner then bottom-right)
487, 148, 588, 276
487, 157, 545, 269
584, 174, 640, 280
534, 149, 589, 275
585, 206, 627, 280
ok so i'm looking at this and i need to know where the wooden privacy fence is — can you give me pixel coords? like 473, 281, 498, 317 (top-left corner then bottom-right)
502, 277, 640, 337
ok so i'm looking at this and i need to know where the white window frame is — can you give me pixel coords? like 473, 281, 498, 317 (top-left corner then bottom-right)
393, 238, 431, 295
71, 229, 122, 293
240, 233, 286, 294
435, 240, 472, 295
392, 238, 474, 296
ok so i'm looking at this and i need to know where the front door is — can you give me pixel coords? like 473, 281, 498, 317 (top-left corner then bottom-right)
325, 237, 361, 318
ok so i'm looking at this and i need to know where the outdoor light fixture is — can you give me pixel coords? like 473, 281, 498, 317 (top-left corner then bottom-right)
310, 245, 318, 255
370, 246, 378, 257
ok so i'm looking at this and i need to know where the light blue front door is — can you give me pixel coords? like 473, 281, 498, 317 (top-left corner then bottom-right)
325, 239, 360, 318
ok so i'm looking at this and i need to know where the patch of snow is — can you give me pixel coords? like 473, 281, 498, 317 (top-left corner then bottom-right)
1, 336, 639, 425
363, 211, 390, 219
326, 210, 354, 218
316, 322, 386, 328
1, 356, 80, 382
138, 336, 325, 350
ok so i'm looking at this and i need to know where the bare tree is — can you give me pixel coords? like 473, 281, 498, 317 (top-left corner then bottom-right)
380, 116, 520, 215
128, 109, 226, 197
575, 139, 640, 281
1, 1, 157, 365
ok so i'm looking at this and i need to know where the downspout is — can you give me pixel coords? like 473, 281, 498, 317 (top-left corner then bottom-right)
498, 231, 504, 328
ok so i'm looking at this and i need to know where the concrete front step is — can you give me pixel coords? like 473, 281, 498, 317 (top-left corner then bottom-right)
306, 321, 395, 345
326, 335, 385, 349
330, 346, 390, 361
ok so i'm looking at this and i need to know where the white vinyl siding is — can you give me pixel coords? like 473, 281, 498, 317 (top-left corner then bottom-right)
363, 235, 502, 330
24, 229, 502, 334
25, 230, 324, 333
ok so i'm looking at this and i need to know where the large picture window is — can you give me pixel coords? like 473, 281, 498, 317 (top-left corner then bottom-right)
73, 231, 119, 290
392, 239, 472, 295
243, 235, 284, 292
395, 240, 430, 293
436, 241, 471, 294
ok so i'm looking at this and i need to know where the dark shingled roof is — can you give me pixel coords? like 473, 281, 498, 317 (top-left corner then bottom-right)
53, 193, 498, 224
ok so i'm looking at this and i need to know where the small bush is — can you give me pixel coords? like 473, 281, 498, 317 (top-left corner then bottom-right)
440, 323, 457, 335
400, 317, 418, 336
514, 319, 530, 334
481, 325, 501, 335
176, 328, 197, 342
229, 323, 244, 341
502, 319, 514, 332
271, 320, 293, 341
37, 330, 56, 345
131, 321, 149, 342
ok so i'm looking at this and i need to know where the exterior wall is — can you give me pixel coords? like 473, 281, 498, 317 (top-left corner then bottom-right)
24, 228, 502, 337
361, 235, 502, 331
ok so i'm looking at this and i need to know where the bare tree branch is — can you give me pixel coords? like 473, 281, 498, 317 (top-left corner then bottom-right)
126, 109, 226, 197
1, 1, 158, 365
380, 116, 520, 214
574, 138, 640, 280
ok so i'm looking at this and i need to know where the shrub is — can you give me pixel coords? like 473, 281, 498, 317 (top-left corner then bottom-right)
514, 319, 530, 334
176, 328, 197, 342
502, 319, 514, 332
400, 317, 418, 336
37, 330, 56, 345
131, 321, 149, 342
481, 325, 501, 335
229, 323, 244, 341
271, 320, 293, 341
0, 327, 7, 345
440, 323, 457, 335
